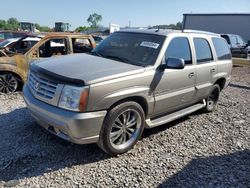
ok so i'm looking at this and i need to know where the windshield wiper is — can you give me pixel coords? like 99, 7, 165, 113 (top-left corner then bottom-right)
103, 55, 145, 67
102, 55, 130, 63
89, 51, 103, 57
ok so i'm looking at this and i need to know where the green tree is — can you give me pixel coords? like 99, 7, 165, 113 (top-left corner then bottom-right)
35, 23, 51, 32
0, 20, 7, 30
87, 13, 102, 28
75, 26, 95, 32
7, 17, 19, 30
175, 22, 183, 30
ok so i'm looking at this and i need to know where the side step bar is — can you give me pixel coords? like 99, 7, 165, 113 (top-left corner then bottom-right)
145, 100, 206, 128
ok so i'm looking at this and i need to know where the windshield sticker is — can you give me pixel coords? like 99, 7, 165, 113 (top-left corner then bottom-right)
140, 41, 159, 49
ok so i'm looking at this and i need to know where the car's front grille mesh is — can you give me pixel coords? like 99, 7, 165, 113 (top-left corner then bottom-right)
28, 71, 58, 100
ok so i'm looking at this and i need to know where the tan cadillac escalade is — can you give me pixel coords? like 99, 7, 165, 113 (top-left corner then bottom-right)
23, 29, 232, 155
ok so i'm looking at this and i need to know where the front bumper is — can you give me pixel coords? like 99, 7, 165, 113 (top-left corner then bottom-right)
23, 85, 107, 144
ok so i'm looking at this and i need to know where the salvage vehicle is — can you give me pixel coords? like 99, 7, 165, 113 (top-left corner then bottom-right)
221, 34, 250, 58
0, 33, 95, 93
23, 29, 232, 155
0, 35, 41, 56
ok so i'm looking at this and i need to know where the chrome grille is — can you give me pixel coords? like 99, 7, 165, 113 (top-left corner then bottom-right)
28, 71, 58, 100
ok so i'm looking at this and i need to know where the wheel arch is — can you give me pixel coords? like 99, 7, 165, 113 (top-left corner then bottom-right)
108, 96, 149, 117
214, 77, 226, 91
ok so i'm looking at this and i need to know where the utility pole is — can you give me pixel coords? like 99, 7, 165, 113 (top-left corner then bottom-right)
129, 20, 131, 28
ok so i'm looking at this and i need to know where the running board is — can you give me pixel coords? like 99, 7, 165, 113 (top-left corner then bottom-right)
145, 100, 206, 128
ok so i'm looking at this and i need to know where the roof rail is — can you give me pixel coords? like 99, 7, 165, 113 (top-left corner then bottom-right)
183, 29, 220, 36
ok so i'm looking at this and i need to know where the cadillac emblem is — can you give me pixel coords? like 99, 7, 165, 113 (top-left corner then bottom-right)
35, 81, 40, 91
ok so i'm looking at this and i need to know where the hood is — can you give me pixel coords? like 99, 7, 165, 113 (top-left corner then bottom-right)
33, 53, 145, 85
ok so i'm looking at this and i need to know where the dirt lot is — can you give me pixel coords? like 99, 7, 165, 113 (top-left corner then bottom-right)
0, 67, 249, 188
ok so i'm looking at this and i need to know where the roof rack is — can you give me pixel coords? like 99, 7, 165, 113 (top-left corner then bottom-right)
183, 29, 220, 36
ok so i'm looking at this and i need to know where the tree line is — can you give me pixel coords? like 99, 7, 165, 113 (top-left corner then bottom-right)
0, 14, 182, 32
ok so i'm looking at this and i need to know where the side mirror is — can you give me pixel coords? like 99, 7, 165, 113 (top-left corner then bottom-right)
160, 57, 185, 70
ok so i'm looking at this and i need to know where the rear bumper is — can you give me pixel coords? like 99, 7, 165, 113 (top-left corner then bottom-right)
23, 85, 107, 144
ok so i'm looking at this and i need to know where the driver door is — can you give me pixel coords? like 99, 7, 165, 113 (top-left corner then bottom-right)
153, 36, 196, 117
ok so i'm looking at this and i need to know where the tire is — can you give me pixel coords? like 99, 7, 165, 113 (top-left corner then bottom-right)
0, 73, 19, 93
98, 101, 145, 156
203, 84, 220, 112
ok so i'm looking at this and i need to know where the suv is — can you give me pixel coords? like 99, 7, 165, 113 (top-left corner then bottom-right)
23, 29, 232, 155
221, 34, 250, 58
0, 33, 95, 93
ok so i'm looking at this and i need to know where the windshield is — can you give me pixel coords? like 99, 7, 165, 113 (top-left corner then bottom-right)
0, 40, 11, 48
0, 38, 20, 48
91, 32, 165, 66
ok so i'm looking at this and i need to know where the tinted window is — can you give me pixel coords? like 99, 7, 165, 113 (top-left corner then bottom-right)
229, 35, 237, 47
194, 38, 213, 63
221, 35, 230, 44
0, 34, 4, 40
236, 35, 245, 46
212, 38, 232, 60
13, 33, 27, 38
165, 37, 192, 64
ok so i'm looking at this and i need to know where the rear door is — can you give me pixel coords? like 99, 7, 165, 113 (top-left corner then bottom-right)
153, 35, 196, 116
191, 36, 217, 100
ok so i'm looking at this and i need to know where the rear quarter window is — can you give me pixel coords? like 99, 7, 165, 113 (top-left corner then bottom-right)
212, 38, 232, 60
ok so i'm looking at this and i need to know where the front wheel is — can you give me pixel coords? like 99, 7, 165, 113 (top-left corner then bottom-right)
98, 101, 145, 156
203, 84, 220, 112
0, 73, 19, 93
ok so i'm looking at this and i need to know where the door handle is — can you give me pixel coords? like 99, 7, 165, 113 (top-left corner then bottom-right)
210, 68, 216, 73
188, 72, 195, 78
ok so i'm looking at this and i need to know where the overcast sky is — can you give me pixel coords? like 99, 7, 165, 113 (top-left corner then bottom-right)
1, 0, 249, 29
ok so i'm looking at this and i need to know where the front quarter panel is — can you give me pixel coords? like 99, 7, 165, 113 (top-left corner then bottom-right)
0, 56, 26, 81
87, 69, 156, 115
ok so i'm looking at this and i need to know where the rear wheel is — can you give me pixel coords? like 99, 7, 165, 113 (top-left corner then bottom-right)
98, 101, 145, 156
203, 84, 220, 112
0, 73, 19, 93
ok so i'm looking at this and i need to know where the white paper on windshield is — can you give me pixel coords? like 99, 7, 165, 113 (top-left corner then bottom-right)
140, 41, 159, 49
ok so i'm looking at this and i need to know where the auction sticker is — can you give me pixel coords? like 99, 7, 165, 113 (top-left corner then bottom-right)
140, 41, 159, 49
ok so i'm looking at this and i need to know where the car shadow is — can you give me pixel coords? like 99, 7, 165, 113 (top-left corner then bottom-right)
158, 149, 250, 187
229, 83, 250, 91
0, 107, 109, 182
0, 105, 219, 183
142, 106, 206, 139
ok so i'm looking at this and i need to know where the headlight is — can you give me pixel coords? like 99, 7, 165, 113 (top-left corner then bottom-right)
58, 85, 89, 112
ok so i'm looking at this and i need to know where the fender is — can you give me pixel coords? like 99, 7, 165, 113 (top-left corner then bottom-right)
92, 86, 155, 115
0, 63, 24, 82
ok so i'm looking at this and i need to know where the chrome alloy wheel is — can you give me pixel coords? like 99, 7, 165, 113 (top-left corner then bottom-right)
110, 109, 142, 150
0, 73, 18, 93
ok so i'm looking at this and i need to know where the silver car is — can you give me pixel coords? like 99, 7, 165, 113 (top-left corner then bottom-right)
23, 29, 232, 155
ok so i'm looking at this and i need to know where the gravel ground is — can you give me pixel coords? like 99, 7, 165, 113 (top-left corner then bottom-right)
0, 66, 249, 188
